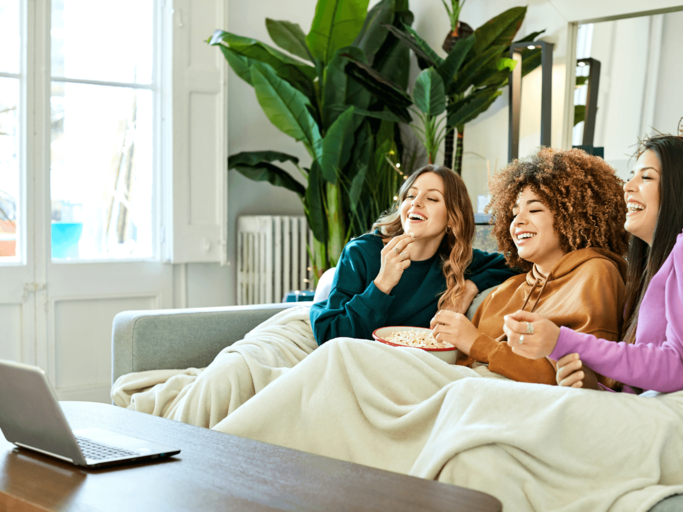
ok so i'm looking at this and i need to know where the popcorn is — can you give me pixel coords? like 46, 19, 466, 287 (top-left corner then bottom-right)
385, 330, 454, 349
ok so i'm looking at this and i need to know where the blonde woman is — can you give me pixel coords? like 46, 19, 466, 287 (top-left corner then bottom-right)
310, 165, 519, 344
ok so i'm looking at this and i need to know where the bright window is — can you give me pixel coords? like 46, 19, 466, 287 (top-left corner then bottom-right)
0, 0, 21, 261
50, 0, 156, 260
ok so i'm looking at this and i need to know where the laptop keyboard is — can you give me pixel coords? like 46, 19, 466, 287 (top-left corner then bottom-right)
75, 436, 137, 461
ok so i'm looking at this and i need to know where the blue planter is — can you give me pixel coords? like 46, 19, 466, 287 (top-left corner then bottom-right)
51, 222, 83, 259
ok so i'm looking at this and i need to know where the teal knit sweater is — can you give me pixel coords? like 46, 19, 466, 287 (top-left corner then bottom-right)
310, 232, 519, 345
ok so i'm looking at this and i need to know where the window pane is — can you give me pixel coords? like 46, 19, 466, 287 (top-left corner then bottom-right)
0, 0, 20, 74
51, 0, 154, 84
0, 78, 20, 260
50, 82, 154, 260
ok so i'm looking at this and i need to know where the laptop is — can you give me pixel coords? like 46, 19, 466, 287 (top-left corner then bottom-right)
0, 359, 180, 468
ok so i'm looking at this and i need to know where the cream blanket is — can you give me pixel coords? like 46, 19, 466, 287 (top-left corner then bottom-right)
111, 307, 317, 428
215, 337, 683, 512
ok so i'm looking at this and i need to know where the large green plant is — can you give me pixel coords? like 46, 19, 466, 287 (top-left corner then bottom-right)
210, 0, 413, 282
344, 6, 544, 174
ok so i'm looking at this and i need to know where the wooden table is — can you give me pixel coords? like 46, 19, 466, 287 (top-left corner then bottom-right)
0, 402, 502, 512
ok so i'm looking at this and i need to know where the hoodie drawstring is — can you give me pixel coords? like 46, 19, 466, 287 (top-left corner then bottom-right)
520, 270, 554, 313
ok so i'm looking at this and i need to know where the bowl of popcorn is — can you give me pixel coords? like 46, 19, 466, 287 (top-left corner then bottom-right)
372, 326, 458, 364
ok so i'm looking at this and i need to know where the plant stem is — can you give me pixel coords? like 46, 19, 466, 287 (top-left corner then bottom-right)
325, 182, 345, 267
453, 125, 465, 175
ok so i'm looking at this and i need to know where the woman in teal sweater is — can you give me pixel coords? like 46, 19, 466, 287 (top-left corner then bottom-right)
310, 165, 519, 345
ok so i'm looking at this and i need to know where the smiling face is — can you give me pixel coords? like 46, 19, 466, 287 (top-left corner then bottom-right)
399, 172, 449, 243
624, 149, 661, 246
510, 187, 565, 274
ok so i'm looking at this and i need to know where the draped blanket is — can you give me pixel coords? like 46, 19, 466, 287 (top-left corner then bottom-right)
111, 307, 317, 428
113, 307, 683, 510
214, 337, 683, 512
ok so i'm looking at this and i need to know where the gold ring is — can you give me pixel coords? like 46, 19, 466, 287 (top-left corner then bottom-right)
394, 247, 400, 254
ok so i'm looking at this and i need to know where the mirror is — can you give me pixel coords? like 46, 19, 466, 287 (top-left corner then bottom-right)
573, 11, 683, 180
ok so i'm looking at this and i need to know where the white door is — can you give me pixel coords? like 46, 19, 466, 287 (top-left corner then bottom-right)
0, 0, 175, 403
0, 0, 38, 366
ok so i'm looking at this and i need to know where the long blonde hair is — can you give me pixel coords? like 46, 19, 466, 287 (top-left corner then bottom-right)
372, 165, 475, 309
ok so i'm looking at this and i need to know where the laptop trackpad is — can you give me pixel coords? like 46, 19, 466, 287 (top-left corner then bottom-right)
74, 428, 163, 453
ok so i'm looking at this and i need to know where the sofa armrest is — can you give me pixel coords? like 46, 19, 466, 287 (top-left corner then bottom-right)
112, 303, 301, 383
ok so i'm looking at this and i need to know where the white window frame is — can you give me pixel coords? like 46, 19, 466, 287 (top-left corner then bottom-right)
8, 0, 228, 268
0, 0, 28, 266
46, 0, 164, 264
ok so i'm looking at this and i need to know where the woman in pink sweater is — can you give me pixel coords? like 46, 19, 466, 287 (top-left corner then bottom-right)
504, 135, 683, 393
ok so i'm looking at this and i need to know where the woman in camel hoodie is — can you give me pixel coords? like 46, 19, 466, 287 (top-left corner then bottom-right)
432, 148, 630, 387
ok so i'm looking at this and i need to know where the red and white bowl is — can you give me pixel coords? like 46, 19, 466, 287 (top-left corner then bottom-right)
372, 326, 459, 364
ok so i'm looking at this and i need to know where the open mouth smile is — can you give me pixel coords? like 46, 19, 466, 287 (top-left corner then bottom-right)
407, 212, 427, 222
626, 201, 645, 216
515, 232, 536, 245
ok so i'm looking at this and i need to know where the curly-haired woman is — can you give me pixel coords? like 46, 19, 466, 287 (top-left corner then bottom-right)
310, 164, 519, 345
430, 147, 630, 387
505, 135, 683, 394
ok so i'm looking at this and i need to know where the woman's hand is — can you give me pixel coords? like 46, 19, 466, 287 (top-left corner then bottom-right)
430, 310, 481, 355
556, 353, 600, 390
374, 234, 415, 295
442, 280, 479, 315
503, 310, 561, 359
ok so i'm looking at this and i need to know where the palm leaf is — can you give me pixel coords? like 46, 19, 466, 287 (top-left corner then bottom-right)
266, 19, 313, 62
304, 161, 327, 242
343, 56, 413, 122
413, 68, 446, 116
323, 47, 368, 128
436, 35, 475, 87
382, 24, 438, 68
448, 89, 502, 127
472, 6, 526, 55
229, 162, 306, 198
321, 106, 356, 183
306, 0, 371, 63
353, 0, 395, 62
250, 62, 323, 161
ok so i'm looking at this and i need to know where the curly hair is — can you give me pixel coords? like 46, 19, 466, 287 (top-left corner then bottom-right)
487, 147, 630, 271
372, 165, 475, 310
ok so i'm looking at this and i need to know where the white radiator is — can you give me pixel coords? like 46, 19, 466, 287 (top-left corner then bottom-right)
237, 215, 314, 305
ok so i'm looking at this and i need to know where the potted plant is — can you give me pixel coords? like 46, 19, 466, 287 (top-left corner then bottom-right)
345, 6, 544, 174
210, 0, 413, 282
441, 0, 474, 53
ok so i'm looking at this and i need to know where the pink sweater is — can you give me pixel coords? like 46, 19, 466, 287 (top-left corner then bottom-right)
550, 232, 683, 393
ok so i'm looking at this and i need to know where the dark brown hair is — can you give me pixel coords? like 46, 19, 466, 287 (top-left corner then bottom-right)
487, 147, 630, 271
372, 165, 475, 309
622, 135, 683, 346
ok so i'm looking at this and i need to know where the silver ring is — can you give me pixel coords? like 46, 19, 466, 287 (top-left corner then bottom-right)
526, 322, 534, 334
394, 247, 400, 254
519, 335, 524, 344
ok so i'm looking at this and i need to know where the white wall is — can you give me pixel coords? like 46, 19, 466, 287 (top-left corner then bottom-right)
187, 0, 570, 306
187, 0, 683, 307
654, 11, 683, 137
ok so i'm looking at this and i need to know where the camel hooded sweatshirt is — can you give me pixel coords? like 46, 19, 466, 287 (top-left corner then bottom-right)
461, 248, 627, 386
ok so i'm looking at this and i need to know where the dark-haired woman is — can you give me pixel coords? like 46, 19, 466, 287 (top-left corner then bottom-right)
310, 165, 519, 345
506, 135, 683, 393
